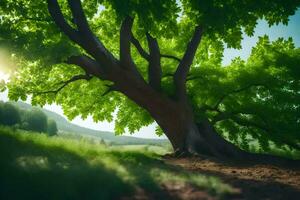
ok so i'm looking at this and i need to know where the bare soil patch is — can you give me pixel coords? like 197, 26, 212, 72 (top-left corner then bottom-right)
165, 156, 300, 200
124, 156, 300, 200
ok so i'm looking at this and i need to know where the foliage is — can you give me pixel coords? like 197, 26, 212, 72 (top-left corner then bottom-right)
1, 1, 300, 150
47, 119, 58, 136
0, 101, 58, 135
0, 101, 21, 126
189, 36, 300, 151
21, 108, 48, 133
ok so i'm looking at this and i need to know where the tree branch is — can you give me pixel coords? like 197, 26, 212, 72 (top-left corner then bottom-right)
102, 84, 118, 96
48, 0, 117, 69
186, 75, 205, 81
47, 0, 81, 43
228, 117, 300, 151
18, 16, 52, 23
67, 0, 91, 36
212, 111, 248, 124
34, 74, 92, 95
65, 55, 108, 80
131, 36, 150, 60
126, 17, 149, 61
174, 26, 203, 101
200, 104, 221, 113
162, 73, 174, 79
66, 0, 117, 65
120, 16, 135, 68
146, 33, 162, 91
118, 16, 146, 81
211, 109, 272, 132
230, 116, 271, 135
212, 83, 269, 110
160, 54, 181, 62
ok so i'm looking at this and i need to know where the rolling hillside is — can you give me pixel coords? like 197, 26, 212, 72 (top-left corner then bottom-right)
12, 101, 169, 146
0, 127, 235, 200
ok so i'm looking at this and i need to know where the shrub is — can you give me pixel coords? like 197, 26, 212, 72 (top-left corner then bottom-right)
0, 102, 21, 126
47, 119, 58, 136
22, 108, 48, 133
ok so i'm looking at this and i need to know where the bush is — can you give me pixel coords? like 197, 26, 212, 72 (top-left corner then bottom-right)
22, 108, 48, 133
0, 102, 21, 126
0, 101, 59, 135
47, 119, 58, 136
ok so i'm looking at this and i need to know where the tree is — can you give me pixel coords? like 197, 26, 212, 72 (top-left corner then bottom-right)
0, 102, 21, 126
1, 0, 300, 159
47, 119, 58, 136
22, 108, 48, 133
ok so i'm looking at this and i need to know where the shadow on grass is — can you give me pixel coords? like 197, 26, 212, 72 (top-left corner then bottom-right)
109, 151, 230, 199
110, 150, 300, 200
0, 128, 244, 200
0, 133, 133, 200
109, 151, 175, 199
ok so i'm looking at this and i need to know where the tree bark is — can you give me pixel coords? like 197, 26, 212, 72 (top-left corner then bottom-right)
145, 101, 244, 158
111, 78, 230, 157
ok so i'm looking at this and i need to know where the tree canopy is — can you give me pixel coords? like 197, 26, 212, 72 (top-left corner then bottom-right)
1, 0, 299, 152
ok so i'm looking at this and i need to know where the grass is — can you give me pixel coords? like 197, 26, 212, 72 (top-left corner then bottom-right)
0, 126, 235, 200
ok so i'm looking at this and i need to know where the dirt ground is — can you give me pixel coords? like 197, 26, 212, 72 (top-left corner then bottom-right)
127, 156, 300, 200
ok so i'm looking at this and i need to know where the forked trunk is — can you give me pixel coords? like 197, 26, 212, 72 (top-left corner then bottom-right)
114, 76, 291, 161
126, 88, 245, 159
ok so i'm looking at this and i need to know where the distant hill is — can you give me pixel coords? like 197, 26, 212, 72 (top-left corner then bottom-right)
13, 101, 169, 146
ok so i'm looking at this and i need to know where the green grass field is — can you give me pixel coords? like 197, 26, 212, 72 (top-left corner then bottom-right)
0, 126, 235, 200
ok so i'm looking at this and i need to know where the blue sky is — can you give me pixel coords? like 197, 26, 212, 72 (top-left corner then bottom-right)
0, 9, 299, 139
223, 9, 300, 65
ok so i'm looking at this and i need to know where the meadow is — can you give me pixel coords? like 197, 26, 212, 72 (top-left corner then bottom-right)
0, 126, 235, 200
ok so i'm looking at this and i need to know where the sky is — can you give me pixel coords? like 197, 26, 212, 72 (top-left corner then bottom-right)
223, 10, 300, 65
0, 9, 299, 139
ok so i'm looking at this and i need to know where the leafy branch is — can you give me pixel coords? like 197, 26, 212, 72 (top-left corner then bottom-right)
33, 74, 92, 95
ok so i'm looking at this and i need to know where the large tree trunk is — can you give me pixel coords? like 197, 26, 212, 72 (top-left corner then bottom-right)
116, 79, 245, 159
153, 104, 246, 159
119, 82, 289, 161
194, 119, 247, 158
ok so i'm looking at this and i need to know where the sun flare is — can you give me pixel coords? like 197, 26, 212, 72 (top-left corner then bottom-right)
0, 48, 14, 82
0, 71, 9, 82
